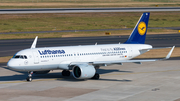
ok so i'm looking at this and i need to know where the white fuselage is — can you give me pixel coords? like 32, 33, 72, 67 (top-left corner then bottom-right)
7, 44, 152, 71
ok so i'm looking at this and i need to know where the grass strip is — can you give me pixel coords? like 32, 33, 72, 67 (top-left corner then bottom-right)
0, 29, 178, 40
0, 1, 179, 8
0, 12, 179, 40
0, 56, 12, 63
0, 0, 179, 3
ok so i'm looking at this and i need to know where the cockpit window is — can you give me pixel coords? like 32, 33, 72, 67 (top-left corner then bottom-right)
24, 56, 27, 59
20, 56, 24, 59
14, 55, 20, 58
13, 55, 28, 59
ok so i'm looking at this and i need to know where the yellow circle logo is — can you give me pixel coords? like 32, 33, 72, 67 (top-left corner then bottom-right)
138, 22, 146, 35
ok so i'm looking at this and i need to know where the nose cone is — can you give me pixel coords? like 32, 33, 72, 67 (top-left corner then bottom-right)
7, 59, 21, 71
7, 59, 14, 69
7, 60, 11, 67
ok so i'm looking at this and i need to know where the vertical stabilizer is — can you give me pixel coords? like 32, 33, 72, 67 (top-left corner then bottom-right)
124, 12, 150, 44
31, 36, 38, 49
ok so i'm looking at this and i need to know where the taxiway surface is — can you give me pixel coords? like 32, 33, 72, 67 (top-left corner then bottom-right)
0, 33, 180, 57
0, 60, 180, 101
0, 33, 180, 101
0, 7, 180, 14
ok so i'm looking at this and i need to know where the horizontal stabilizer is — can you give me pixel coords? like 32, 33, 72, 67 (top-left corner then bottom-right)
92, 46, 175, 65
140, 47, 172, 51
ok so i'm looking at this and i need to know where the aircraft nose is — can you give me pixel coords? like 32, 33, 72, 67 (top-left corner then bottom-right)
7, 60, 14, 68
7, 59, 19, 70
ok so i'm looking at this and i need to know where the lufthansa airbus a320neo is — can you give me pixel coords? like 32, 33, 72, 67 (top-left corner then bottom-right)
7, 13, 175, 82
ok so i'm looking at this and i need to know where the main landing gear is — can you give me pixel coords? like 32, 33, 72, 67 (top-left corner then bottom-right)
91, 73, 100, 80
62, 70, 99, 79
26, 71, 33, 82
62, 70, 70, 76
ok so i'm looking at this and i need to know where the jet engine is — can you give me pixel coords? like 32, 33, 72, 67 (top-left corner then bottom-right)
72, 64, 95, 79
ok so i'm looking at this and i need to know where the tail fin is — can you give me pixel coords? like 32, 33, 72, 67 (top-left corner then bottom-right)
124, 12, 150, 44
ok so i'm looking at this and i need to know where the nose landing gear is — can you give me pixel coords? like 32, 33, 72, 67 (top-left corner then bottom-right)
26, 71, 33, 82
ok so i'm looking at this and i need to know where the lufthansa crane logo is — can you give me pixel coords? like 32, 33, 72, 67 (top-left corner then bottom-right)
138, 22, 146, 35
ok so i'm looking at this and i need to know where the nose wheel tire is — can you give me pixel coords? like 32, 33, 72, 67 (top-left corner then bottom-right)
26, 77, 32, 82
26, 71, 33, 82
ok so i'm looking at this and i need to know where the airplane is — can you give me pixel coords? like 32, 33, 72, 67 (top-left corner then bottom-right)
7, 12, 175, 82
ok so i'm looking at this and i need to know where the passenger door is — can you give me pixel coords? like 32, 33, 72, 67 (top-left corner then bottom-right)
32, 51, 39, 64
128, 47, 133, 58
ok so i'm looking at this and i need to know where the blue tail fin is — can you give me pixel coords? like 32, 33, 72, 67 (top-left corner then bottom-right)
124, 12, 150, 44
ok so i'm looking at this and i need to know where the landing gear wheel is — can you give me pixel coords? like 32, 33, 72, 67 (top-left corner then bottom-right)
26, 71, 33, 82
91, 73, 100, 80
62, 70, 70, 76
26, 77, 32, 82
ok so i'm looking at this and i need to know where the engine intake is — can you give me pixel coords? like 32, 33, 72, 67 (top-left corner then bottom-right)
72, 64, 95, 79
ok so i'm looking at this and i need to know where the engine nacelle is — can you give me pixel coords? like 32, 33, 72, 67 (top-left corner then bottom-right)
72, 64, 95, 79
34, 70, 50, 74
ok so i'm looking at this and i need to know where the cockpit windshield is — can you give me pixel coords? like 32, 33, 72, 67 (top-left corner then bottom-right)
13, 55, 27, 59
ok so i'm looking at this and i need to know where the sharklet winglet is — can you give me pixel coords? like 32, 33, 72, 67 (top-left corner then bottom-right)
165, 46, 175, 59
31, 36, 38, 49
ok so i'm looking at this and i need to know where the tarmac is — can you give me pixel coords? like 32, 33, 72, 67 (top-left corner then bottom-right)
0, 60, 180, 101
0, 7, 180, 14
1, 34, 180, 57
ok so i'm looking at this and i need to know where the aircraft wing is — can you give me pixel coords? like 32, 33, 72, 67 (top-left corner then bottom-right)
70, 46, 175, 66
